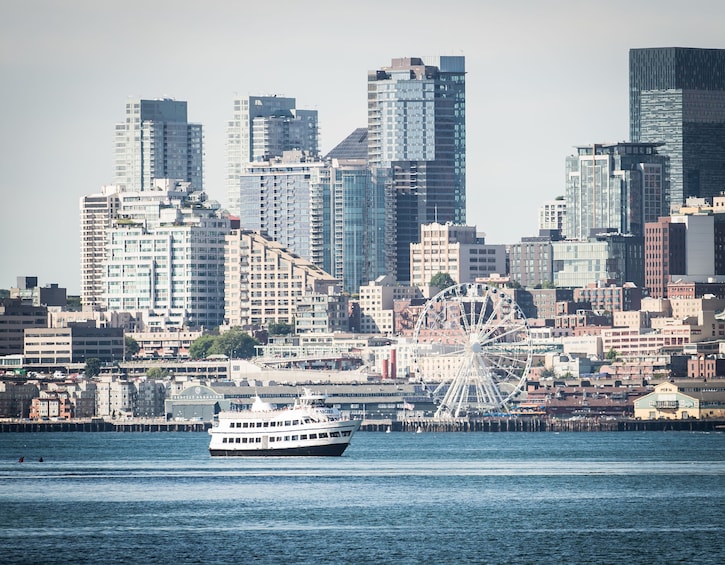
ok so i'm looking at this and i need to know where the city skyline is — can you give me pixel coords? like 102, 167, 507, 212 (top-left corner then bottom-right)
3, 1, 725, 293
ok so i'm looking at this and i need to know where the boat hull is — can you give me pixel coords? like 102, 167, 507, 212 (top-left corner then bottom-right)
209, 442, 350, 457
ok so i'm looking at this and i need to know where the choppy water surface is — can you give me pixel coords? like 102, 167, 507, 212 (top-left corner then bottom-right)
1, 431, 724, 564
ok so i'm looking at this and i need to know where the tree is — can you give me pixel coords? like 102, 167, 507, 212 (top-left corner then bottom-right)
606, 348, 618, 361
85, 357, 101, 377
125, 335, 140, 359
146, 367, 169, 380
189, 334, 216, 359
429, 272, 456, 291
268, 322, 293, 336
212, 327, 259, 359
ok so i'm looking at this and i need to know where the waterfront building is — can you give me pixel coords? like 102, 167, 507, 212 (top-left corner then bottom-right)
136, 379, 167, 417
30, 391, 73, 420
410, 222, 505, 289
564, 142, 668, 240
0, 382, 39, 418
95, 376, 137, 418
553, 233, 644, 288
224, 229, 338, 329
226, 95, 318, 215
368, 56, 466, 282
633, 379, 725, 420
539, 199, 566, 232
114, 98, 203, 192
80, 185, 121, 308
104, 180, 229, 329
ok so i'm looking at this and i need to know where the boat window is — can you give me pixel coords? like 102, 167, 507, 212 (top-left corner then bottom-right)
222, 437, 228, 443
291, 435, 298, 441
235, 438, 241, 443
270, 422, 276, 427
342, 431, 351, 436
284, 436, 290, 441
309, 433, 317, 439
303, 418, 311, 424
256, 422, 262, 428
284, 421, 291, 426
292, 420, 299, 425
242, 437, 247, 443
242, 422, 248, 428
269, 437, 275, 442
263, 422, 269, 428
319, 432, 328, 438
300, 434, 307, 440
330, 431, 340, 437
255, 437, 261, 443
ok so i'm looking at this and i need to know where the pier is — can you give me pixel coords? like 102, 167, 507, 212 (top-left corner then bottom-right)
0, 418, 210, 433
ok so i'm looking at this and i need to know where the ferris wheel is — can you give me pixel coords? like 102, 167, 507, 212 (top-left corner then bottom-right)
412, 283, 533, 419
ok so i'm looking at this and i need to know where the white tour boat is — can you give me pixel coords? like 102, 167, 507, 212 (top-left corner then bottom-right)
208, 389, 361, 456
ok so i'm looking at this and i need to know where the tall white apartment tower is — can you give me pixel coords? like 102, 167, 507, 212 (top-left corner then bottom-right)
114, 98, 203, 192
104, 180, 229, 329
226, 95, 318, 216
80, 185, 121, 309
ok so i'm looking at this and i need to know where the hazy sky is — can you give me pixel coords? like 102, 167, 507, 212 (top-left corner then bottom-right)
2, 0, 724, 294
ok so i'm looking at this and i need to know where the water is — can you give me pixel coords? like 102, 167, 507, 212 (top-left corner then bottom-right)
1, 431, 724, 565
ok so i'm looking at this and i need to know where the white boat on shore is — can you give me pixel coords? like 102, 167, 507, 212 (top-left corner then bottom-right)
208, 389, 361, 456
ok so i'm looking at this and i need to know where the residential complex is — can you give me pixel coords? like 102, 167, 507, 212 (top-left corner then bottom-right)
226, 95, 319, 216
564, 142, 667, 240
114, 98, 203, 192
223, 229, 338, 329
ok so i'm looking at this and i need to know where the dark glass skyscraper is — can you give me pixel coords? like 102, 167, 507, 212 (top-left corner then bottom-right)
630, 47, 725, 207
368, 56, 466, 283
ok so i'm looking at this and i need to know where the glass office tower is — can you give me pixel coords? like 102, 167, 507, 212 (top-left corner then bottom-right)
630, 47, 725, 206
368, 56, 466, 283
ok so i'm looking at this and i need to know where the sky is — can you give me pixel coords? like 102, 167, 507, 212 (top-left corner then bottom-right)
2, 0, 725, 294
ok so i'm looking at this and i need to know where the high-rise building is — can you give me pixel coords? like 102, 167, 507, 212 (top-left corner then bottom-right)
368, 56, 466, 283
80, 185, 121, 308
226, 95, 318, 215
237, 150, 326, 263
103, 180, 229, 329
114, 98, 203, 192
564, 142, 668, 240
630, 47, 725, 206
325, 128, 385, 294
